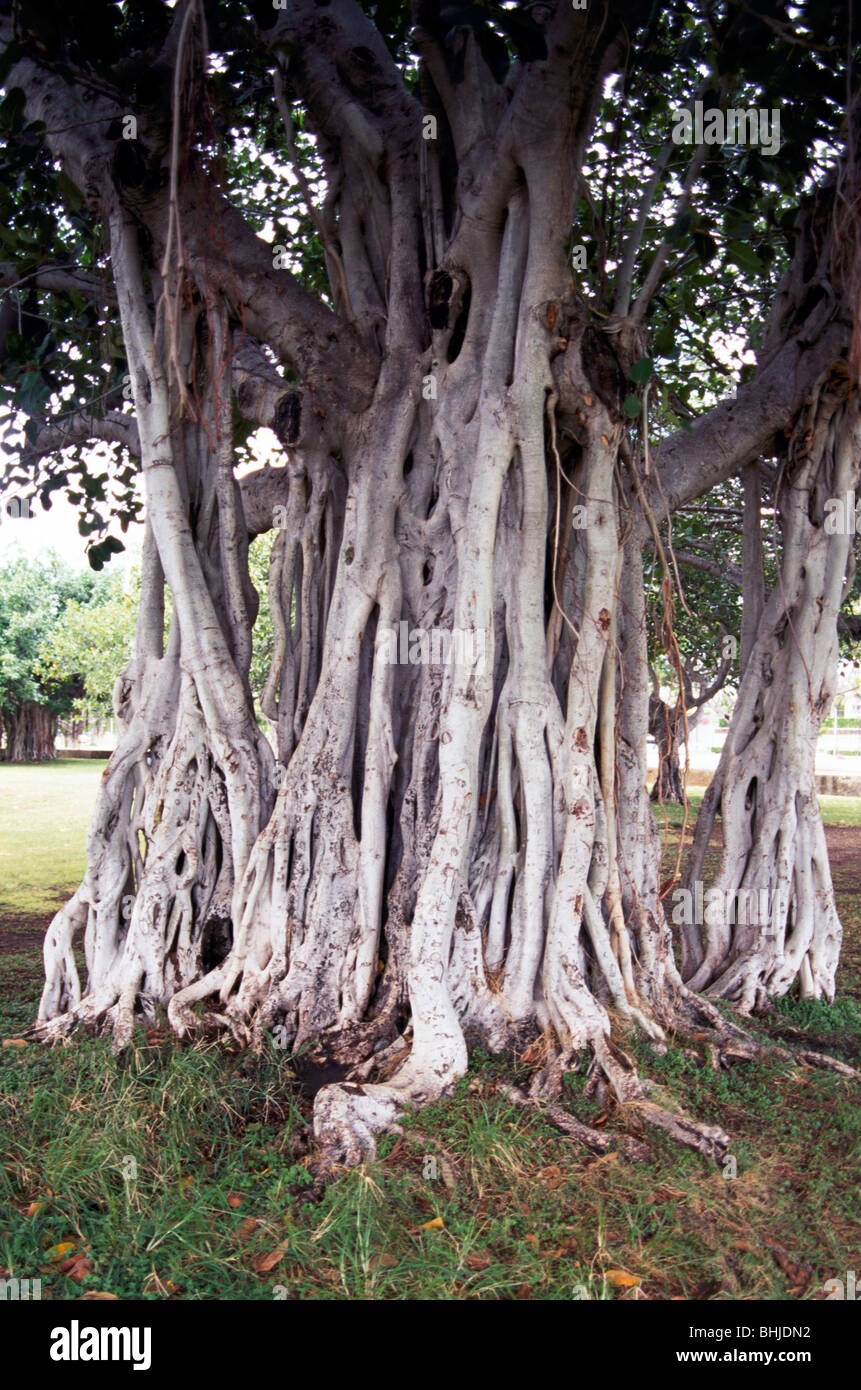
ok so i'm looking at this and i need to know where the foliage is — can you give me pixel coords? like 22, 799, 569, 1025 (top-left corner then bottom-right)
36, 567, 138, 721
248, 529, 275, 712
0, 552, 108, 719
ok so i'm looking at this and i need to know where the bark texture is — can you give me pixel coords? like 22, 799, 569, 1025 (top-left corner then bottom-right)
1, 701, 57, 761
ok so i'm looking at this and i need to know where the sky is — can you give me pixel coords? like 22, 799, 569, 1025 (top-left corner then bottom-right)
0, 423, 279, 575
0, 484, 144, 571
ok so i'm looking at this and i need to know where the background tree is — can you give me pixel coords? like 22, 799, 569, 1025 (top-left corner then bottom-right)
0, 551, 106, 758
1, 0, 859, 1165
36, 565, 139, 726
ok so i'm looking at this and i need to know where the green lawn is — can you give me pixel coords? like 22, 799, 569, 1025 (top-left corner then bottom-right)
0, 758, 106, 916
653, 785, 861, 828
0, 761, 859, 1301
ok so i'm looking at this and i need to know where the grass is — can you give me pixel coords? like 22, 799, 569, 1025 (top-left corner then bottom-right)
0, 758, 105, 917
652, 786, 861, 828
0, 762, 859, 1300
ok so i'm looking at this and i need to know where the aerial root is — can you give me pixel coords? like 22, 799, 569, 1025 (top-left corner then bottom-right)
512, 1037, 731, 1164
668, 993, 861, 1080
501, 1083, 651, 1163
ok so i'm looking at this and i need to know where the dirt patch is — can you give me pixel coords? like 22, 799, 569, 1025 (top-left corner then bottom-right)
822, 823, 861, 871
0, 912, 53, 958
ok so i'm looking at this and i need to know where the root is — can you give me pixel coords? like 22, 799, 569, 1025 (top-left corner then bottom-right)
502, 1083, 651, 1163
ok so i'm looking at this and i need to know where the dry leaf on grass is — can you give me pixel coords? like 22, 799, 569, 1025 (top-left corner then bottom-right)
59, 1256, 94, 1283
46, 1242, 77, 1262
464, 1252, 492, 1271
604, 1269, 642, 1288
767, 1245, 811, 1296
79, 1291, 119, 1301
417, 1216, 444, 1231
369, 1253, 398, 1271
251, 1243, 289, 1273
143, 1272, 181, 1296
536, 1165, 566, 1189
227, 1194, 243, 1209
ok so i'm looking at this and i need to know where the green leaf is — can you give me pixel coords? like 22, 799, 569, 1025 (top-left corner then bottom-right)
726, 242, 764, 276
623, 394, 641, 419
653, 324, 678, 357
629, 357, 653, 385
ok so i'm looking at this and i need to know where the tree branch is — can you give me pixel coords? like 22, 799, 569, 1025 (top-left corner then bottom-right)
19, 410, 139, 461
0, 263, 116, 305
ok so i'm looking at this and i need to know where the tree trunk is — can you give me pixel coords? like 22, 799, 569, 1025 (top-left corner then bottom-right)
680, 365, 861, 1009
648, 695, 686, 804
1, 702, 57, 761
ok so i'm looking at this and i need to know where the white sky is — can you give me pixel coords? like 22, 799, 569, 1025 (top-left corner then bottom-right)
0, 424, 279, 573
0, 487, 144, 570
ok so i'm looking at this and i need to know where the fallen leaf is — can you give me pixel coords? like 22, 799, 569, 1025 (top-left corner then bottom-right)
227, 1194, 243, 1209
604, 1269, 641, 1288
2, 1038, 28, 1048
465, 1252, 492, 1271
47, 1242, 77, 1262
252, 1245, 288, 1273
79, 1291, 119, 1301
60, 1256, 94, 1283
585, 1151, 617, 1170
524, 1234, 539, 1246
178, 1177, 193, 1191
26, 1201, 45, 1217
369, 1253, 398, 1271
767, 1245, 811, 1295
238, 1217, 258, 1240
418, 1216, 444, 1231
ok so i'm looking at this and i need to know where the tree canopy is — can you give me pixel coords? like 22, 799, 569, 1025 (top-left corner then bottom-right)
0, 550, 114, 755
